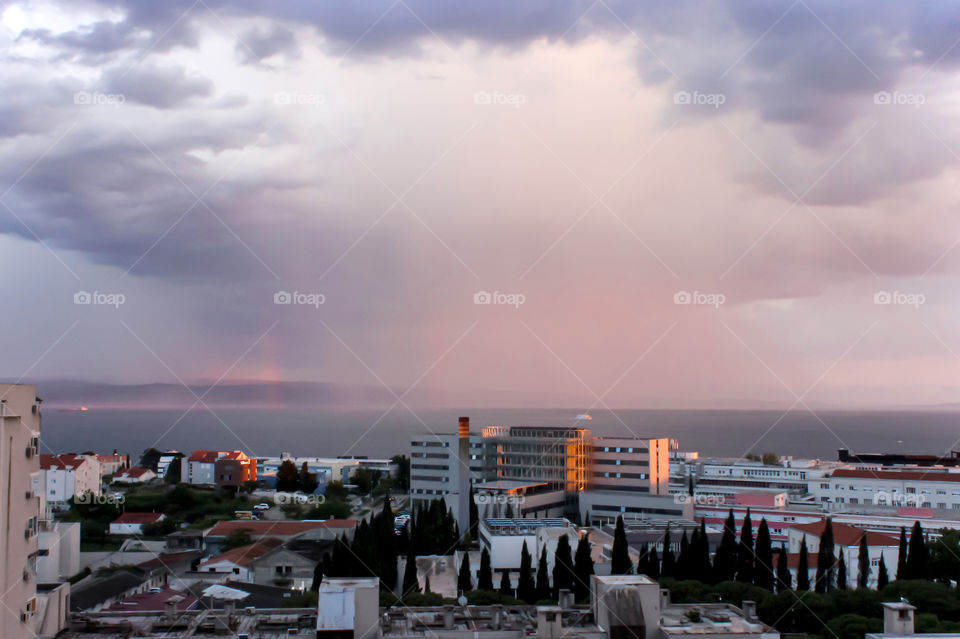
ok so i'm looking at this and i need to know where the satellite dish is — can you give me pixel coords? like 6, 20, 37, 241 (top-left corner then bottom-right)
458, 595, 467, 606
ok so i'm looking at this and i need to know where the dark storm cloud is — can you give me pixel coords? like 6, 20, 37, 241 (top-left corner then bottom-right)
99, 64, 214, 108
235, 24, 300, 65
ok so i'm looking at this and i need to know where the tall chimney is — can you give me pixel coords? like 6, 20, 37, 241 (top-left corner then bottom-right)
459, 416, 470, 438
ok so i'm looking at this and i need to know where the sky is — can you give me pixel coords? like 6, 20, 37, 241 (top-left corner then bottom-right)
1, 0, 960, 410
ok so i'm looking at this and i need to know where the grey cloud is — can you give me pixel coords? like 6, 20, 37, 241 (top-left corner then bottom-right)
99, 65, 214, 108
235, 24, 300, 65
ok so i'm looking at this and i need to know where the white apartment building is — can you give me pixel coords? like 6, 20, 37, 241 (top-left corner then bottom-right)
592, 436, 670, 494
410, 418, 475, 531
38, 454, 101, 503
676, 458, 836, 495
813, 468, 960, 512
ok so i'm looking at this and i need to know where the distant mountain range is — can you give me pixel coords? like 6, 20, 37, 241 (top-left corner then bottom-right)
35, 380, 401, 410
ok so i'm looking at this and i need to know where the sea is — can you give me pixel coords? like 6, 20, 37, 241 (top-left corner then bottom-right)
40, 407, 960, 461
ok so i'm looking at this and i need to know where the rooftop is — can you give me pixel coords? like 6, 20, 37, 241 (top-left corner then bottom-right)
791, 520, 899, 546
205, 519, 354, 537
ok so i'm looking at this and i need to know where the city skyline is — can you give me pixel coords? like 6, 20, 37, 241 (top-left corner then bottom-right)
3, 2, 960, 410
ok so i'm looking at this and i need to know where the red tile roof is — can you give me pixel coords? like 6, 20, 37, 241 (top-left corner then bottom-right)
200, 538, 283, 569
205, 519, 355, 537
107, 586, 198, 612
113, 512, 165, 525
791, 520, 899, 547
831, 469, 960, 483
39, 453, 90, 470
116, 467, 152, 478
187, 450, 250, 463
786, 552, 820, 569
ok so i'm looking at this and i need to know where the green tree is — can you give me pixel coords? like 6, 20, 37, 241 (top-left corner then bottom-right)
401, 551, 420, 597
499, 570, 512, 596
468, 483, 479, 540
877, 553, 889, 590
535, 547, 551, 601
797, 538, 810, 591
553, 534, 575, 596
391, 454, 410, 490
737, 510, 754, 583
457, 553, 472, 593
374, 497, 399, 591
610, 516, 633, 575
276, 459, 299, 492
478, 548, 494, 590
713, 509, 738, 582
164, 457, 181, 483
775, 546, 791, 592
826, 613, 873, 639
325, 480, 347, 502
906, 521, 930, 580
816, 520, 835, 593
660, 526, 676, 578
754, 519, 774, 591
929, 529, 960, 583
139, 448, 162, 472
518, 541, 535, 603
897, 527, 908, 580
857, 534, 870, 589
573, 532, 595, 601
837, 553, 848, 590
696, 521, 712, 582
298, 462, 318, 494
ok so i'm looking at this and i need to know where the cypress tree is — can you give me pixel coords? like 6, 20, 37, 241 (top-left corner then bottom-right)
660, 526, 676, 578
402, 551, 420, 596
837, 554, 848, 590
797, 538, 810, 591
906, 521, 929, 580
457, 553, 473, 593
499, 570, 513, 596
754, 518, 774, 591
815, 520, 835, 593
478, 548, 494, 590
713, 509, 738, 582
646, 544, 660, 579
678, 530, 691, 580
611, 516, 633, 575
424, 575, 432, 594
573, 532, 595, 601
469, 483, 479, 540
311, 557, 325, 591
696, 521, 712, 582
775, 546, 791, 592
736, 510, 754, 583
375, 497, 398, 591
857, 534, 870, 589
536, 547, 551, 601
553, 534, 575, 596
518, 541, 536, 603
878, 554, 889, 590
897, 527, 908, 580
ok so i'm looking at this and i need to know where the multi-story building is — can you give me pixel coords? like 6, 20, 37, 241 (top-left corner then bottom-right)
38, 453, 101, 503
1, 384, 70, 639
94, 451, 128, 477
182, 450, 256, 486
786, 520, 900, 589
812, 468, 960, 511
675, 458, 837, 495
410, 418, 677, 529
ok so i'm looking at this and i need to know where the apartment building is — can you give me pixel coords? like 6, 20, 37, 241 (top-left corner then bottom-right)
0, 385, 48, 638
38, 453, 101, 503
813, 468, 960, 511
94, 451, 128, 476
182, 450, 256, 486
410, 417, 474, 530
675, 458, 836, 495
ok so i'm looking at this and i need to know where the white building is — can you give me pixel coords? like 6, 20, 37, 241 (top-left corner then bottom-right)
197, 538, 283, 582
37, 522, 81, 583
38, 453, 101, 503
109, 513, 165, 535
477, 518, 577, 571
786, 519, 900, 589
112, 467, 156, 483
813, 468, 960, 512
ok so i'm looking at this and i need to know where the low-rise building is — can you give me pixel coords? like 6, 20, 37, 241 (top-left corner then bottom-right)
93, 452, 128, 477
249, 538, 334, 590
813, 468, 960, 512
786, 519, 900, 589
109, 513, 165, 535
204, 519, 355, 555
198, 538, 284, 582
182, 450, 256, 486
112, 467, 155, 483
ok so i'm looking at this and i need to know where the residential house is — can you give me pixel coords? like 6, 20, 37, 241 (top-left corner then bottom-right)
39, 453, 101, 503
197, 538, 284, 582
109, 513, 165, 535
113, 467, 156, 484
250, 538, 334, 590
204, 519, 355, 555
94, 452, 128, 477
183, 450, 256, 487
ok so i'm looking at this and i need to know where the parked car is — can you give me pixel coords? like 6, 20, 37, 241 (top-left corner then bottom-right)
253, 503, 271, 511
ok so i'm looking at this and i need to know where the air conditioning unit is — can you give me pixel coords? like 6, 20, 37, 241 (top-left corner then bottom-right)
19, 613, 27, 623
24, 529, 31, 539
25, 447, 33, 459
22, 571, 29, 582
25, 491, 33, 500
